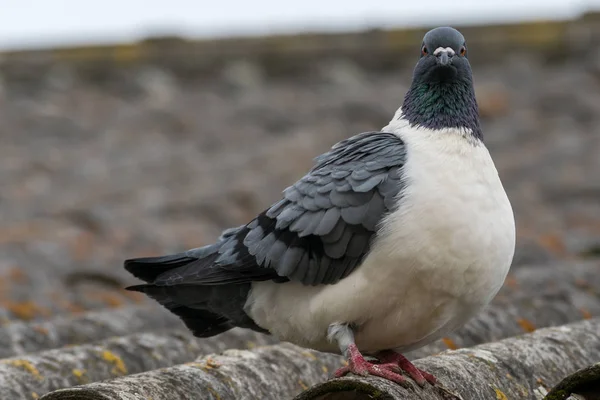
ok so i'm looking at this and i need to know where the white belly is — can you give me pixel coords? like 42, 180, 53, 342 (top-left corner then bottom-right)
245, 123, 516, 355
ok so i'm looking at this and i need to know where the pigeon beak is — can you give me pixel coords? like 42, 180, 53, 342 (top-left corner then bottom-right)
436, 50, 453, 66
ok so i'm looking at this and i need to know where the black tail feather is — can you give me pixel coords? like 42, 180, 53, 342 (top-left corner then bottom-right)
168, 305, 233, 337
125, 283, 233, 337
124, 254, 197, 283
123, 238, 270, 338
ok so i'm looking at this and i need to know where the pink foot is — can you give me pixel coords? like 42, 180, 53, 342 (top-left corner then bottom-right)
376, 350, 437, 386
334, 344, 408, 386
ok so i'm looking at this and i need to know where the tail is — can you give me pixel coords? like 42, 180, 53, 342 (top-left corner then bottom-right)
126, 284, 234, 337
123, 233, 269, 338
124, 242, 232, 337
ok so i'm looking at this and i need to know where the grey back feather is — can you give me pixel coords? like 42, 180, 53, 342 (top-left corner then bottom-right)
159, 131, 407, 287
242, 131, 406, 285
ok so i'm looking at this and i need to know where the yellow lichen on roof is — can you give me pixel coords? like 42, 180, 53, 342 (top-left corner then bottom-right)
2, 301, 49, 321
442, 337, 459, 350
72, 369, 89, 383
298, 380, 309, 390
301, 351, 317, 361
517, 318, 537, 333
494, 387, 508, 400
100, 350, 127, 375
1, 359, 42, 380
186, 358, 221, 373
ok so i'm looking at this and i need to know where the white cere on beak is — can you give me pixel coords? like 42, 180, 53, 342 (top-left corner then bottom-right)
433, 47, 455, 56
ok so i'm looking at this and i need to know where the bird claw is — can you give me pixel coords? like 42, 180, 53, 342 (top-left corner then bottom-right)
334, 361, 409, 386
334, 344, 410, 387
334, 344, 437, 387
376, 350, 437, 386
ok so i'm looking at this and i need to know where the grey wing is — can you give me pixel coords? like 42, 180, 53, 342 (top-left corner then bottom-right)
155, 131, 406, 287
237, 131, 406, 285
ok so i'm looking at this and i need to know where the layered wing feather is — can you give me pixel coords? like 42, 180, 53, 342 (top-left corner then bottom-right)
155, 131, 407, 287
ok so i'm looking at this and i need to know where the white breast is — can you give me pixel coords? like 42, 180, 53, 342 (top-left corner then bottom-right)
245, 115, 516, 355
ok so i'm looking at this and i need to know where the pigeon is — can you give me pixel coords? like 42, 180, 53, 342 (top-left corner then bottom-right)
124, 26, 516, 386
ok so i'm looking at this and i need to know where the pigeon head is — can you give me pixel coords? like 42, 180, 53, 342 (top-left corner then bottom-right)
400, 27, 482, 140
416, 27, 469, 82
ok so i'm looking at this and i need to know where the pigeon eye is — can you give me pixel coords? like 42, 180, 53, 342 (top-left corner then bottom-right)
421, 46, 428, 56
460, 46, 467, 56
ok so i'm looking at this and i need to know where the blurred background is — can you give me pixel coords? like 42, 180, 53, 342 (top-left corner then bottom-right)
0, 1, 600, 321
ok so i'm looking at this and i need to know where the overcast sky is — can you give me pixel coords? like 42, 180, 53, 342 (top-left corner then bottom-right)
0, 0, 599, 50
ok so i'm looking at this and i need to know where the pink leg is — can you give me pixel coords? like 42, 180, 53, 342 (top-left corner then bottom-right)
334, 344, 409, 386
376, 350, 437, 386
